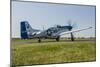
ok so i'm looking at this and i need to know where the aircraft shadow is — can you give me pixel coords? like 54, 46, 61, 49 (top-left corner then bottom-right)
15, 39, 95, 45
39, 39, 95, 43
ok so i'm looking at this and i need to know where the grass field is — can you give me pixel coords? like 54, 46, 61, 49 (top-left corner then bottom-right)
11, 38, 96, 66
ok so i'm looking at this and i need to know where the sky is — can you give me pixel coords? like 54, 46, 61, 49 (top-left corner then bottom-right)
12, 1, 96, 38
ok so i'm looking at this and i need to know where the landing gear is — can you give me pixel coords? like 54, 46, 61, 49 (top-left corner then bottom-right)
38, 38, 41, 43
56, 36, 60, 41
70, 32, 74, 41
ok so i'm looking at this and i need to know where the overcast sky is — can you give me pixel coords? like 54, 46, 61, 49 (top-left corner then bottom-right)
12, 1, 96, 38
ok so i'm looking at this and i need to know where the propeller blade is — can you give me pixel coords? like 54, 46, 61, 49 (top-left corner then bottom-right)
67, 20, 77, 30
67, 20, 72, 26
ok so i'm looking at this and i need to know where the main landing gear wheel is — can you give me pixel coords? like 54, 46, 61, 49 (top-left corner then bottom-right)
70, 32, 74, 41
38, 38, 41, 43
56, 36, 60, 41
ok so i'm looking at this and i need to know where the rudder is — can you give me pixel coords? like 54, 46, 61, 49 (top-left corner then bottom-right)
21, 21, 33, 39
21, 21, 29, 39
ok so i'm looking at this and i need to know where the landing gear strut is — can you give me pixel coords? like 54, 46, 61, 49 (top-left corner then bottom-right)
38, 38, 41, 43
70, 32, 74, 41
56, 36, 60, 41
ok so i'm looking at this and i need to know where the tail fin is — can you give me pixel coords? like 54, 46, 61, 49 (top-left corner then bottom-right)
21, 21, 34, 39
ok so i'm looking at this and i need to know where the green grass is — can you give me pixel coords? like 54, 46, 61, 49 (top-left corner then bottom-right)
11, 38, 96, 66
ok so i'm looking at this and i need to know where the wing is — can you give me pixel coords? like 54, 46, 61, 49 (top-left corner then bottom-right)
59, 27, 92, 36
33, 30, 47, 38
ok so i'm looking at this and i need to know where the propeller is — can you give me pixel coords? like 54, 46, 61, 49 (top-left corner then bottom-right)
67, 20, 77, 30
67, 20, 77, 41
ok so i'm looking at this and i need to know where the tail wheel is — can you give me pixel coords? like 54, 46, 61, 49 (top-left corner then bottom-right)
56, 36, 60, 41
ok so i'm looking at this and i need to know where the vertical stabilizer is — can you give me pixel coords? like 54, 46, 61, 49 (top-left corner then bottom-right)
21, 21, 33, 39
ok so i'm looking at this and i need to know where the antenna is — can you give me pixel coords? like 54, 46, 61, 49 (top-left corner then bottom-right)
42, 25, 45, 31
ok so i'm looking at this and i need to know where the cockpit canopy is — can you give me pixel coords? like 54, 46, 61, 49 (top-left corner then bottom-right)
56, 25, 72, 30
56, 25, 62, 28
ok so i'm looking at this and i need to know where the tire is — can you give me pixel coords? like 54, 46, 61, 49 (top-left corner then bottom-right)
38, 38, 41, 43
56, 36, 60, 41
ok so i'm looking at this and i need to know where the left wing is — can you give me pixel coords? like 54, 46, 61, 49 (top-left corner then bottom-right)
59, 27, 92, 36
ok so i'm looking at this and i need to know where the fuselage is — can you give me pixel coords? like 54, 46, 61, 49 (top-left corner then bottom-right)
20, 21, 72, 39
33, 25, 72, 38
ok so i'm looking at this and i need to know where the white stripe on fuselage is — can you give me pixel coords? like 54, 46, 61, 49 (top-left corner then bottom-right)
52, 28, 69, 36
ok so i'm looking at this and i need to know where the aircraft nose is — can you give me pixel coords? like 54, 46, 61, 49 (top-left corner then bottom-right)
68, 26, 72, 30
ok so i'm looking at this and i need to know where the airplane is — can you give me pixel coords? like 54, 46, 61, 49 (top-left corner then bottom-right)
20, 21, 92, 42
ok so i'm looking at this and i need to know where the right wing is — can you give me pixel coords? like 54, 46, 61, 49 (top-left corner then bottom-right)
59, 27, 92, 36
